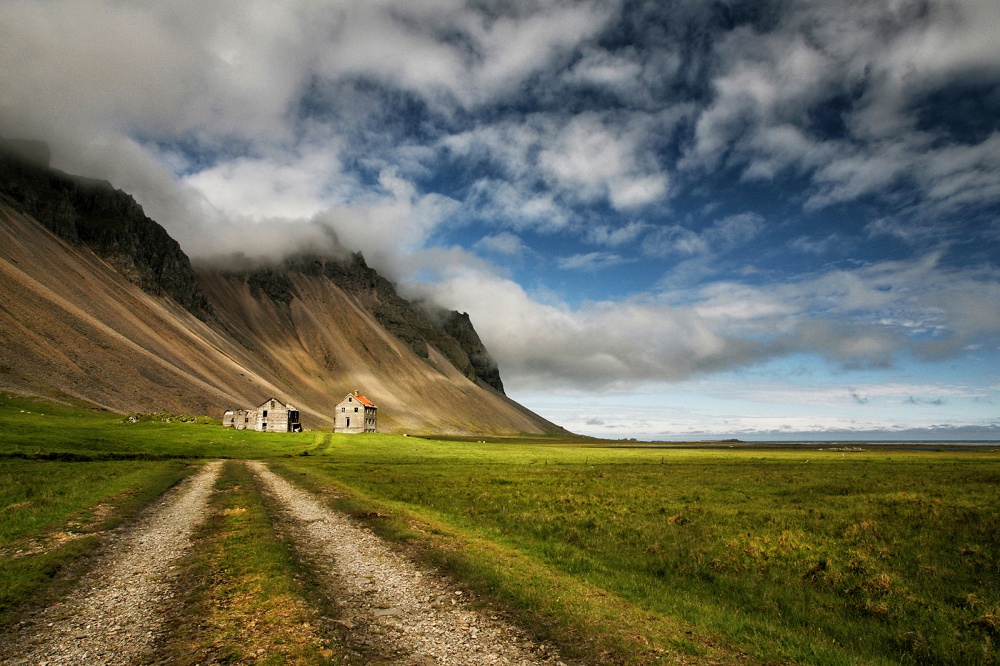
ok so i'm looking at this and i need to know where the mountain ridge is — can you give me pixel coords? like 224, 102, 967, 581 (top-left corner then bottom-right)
0, 142, 563, 435
219, 252, 507, 394
0, 138, 209, 316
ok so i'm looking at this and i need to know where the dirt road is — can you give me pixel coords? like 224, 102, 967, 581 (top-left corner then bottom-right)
248, 461, 565, 665
1, 460, 568, 665
0, 461, 223, 665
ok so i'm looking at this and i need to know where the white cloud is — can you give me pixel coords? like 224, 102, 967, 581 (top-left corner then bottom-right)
557, 252, 627, 271
585, 221, 650, 247
446, 110, 673, 226
465, 179, 571, 232
311, 169, 461, 276
474, 232, 526, 257
679, 1, 1000, 215
562, 47, 644, 95
538, 112, 669, 210
643, 213, 763, 258
312, 0, 618, 108
397, 248, 1000, 393
182, 145, 346, 221
789, 234, 842, 255
410, 267, 753, 390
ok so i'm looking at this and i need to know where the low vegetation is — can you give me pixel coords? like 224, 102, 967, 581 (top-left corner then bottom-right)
0, 392, 316, 460
161, 461, 346, 664
0, 391, 310, 627
277, 437, 1000, 665
2, 392, 998, 664
0, 457, 190, 622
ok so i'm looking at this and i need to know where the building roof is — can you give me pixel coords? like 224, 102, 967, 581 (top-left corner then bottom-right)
341, 392, 376, 408
255, 397, 292, 410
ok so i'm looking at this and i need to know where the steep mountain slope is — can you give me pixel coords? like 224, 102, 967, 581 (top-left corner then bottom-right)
0, 139, 208, 315
198, 265, 554, 433
0, 202, 281, 418
226, 253, 505, 393
0, 146, 563, 435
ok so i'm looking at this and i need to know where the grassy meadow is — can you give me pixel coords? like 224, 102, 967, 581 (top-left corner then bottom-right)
0, 391, 315, 622
277, 438, 1000, 665
0, 392, 317, 460
2, 391, 999, 664
160, 461, 346, 665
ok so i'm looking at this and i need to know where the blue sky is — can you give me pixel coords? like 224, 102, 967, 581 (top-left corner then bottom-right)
2, 0, 999, 439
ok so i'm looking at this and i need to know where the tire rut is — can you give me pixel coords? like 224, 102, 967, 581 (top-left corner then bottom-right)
0, 460, 223, 666
249, 460, 569, 666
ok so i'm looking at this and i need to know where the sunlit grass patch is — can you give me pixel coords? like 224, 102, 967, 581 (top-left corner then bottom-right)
0, 392, 316, 459
161, 461, 341, 665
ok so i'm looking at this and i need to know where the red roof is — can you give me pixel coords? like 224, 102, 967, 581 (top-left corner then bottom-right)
353, 394, 376, 408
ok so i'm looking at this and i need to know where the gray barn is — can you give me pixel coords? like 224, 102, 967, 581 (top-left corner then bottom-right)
223, 397, 301, 432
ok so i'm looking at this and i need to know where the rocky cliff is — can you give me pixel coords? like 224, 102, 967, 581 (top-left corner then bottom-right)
210, 253, 506, 394
0, 139, 209, 316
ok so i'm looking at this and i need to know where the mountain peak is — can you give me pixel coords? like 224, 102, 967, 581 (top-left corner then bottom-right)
202, 251, 506, 395
0, 143, 210, 316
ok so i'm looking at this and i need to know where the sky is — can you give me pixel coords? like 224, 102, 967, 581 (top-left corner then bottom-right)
2, 0, 999, 440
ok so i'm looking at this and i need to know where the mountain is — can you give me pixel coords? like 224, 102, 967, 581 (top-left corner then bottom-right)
0, 138, 209, 315
0, 142, 564, 435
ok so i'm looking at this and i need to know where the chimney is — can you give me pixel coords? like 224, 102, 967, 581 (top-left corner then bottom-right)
354, 390, 359, 396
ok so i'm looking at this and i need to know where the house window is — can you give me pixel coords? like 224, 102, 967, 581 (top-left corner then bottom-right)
354, 407, 359, 412
263, 410, 268, 418
341, 407, 345, 413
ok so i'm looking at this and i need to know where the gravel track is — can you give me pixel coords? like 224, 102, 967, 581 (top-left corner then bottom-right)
249, 461, 568, 666
0, 460, 223, 666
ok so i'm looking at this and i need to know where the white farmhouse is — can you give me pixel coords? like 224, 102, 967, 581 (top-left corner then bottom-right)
333, 391, 377, 433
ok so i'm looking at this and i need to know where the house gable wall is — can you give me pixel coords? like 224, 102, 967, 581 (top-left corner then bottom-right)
333, 393, 377, 434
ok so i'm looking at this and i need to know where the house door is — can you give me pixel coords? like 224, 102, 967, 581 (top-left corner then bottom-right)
346, 417, 350, 428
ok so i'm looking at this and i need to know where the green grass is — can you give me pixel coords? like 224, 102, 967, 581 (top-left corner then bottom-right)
0, 390, 313, 626
3, 391, 999, 664
277, 437, 1000, 665
0, 458, 190, 622
0, 392, 318, 459
161, 461, 343, 665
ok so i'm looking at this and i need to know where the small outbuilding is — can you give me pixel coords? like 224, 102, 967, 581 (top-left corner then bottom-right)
223, 397, 301, 432
223, 408, 251, 429
333, 391, 377, 433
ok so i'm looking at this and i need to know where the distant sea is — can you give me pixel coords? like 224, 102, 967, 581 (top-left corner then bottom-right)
606, 439, 1000, 449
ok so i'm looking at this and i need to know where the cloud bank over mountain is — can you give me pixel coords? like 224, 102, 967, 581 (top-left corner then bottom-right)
2, 0, 998, 437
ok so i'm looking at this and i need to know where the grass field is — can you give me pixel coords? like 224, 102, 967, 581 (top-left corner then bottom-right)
0, 392, 317, 460
2, 391, 999, 664
0, 391, 313, 624
0, 457, 191, 621
276, 437, 1000, 665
